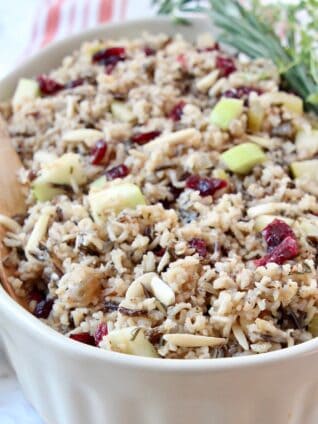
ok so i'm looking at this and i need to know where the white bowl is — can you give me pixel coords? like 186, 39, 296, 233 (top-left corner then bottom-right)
0, 17, 318, 424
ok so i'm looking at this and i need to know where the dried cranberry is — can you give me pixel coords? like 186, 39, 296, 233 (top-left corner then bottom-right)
92, 47, 126, 67
105, 164, 129, 180
29, 289, 45, 303
169, 101, 186, 121
223, 86, 263, 105
186, 175, 227, 197
28, 170, 37, 182
153, 245, 166, 257
202, 43, 220, 52
189, 238, 207, 257
224, 86, 261, 99
105, 64, 116, 75
215, 56, 237, 77
65, 78, 85, 89
70, 332, 96, 346
91, 140, 107, 165
144, 46, 156, 56
37, 75, 64, 95
33, 299, 53, 319
176, 54, 187, 69
255, 219, 299, 266
255, 236, 299, 267
94, 323, 108, 346
131, 130, 161, 145
170, 185, 183, 201
262, 219, 296, 253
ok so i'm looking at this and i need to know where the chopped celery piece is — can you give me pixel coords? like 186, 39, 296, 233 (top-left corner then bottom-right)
89, 183, 146, 223
210, 98, 244, 130
221, 143, 266, 174
107, 327, 158, 357
13, 78, 39, 107
32, 153, 86, 201
290, 160, 318, 179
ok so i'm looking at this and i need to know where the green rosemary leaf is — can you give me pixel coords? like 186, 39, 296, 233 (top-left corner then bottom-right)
153, 0, 318, 114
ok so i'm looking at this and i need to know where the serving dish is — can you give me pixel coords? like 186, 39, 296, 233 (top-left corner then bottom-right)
0, 17, 317, 424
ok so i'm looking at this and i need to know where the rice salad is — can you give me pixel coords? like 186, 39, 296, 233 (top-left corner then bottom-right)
1, 32, 318, 359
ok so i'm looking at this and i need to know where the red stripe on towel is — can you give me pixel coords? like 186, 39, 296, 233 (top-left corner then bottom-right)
98, 0, 114, 23
41, 0, 65, 47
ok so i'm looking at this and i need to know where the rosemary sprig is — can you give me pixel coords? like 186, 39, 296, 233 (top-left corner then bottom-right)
152, 0, 318, 114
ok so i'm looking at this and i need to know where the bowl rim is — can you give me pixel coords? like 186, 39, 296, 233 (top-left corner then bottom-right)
1, 284, 317, 372
0, 16, 317, 372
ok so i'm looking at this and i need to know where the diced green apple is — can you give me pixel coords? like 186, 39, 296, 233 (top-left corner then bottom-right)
278, 93, 303, 114
89, 183, 146, 223
32, 153, 87, 201
221, 143, 266, 174
259, 92, 303, 115
247, 101, 265, 133
309, 314, 318, 337
111, 101, 135, 123
212, 169, 229, 181
247, 135, 275, 149
290, 160, 318, 179
12, 78, 40, 108
210, 98, 244, 130
89, 175, 107, 191
295, 130, 318, 159
107, 327, 158, 357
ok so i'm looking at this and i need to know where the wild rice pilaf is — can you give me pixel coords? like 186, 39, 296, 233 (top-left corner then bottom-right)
1, 32, 318, 359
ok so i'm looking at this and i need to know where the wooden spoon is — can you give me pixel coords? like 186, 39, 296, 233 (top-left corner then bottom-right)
0, 113, 28, 307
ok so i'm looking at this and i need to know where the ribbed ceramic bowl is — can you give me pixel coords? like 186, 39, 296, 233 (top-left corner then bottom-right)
0, 17, 318, 424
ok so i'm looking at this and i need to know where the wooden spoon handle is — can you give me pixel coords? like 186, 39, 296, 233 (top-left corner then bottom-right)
0, 114, 28, 308
0, 114, 26, 216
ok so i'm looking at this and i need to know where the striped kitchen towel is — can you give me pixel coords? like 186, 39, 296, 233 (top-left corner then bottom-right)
24, 0, 153, 56
0, 0, 154, 79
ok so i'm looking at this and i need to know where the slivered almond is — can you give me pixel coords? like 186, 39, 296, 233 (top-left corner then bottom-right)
143, 128, 200, 152
62, 129, 104, 147
125, 272, 156, 301
196, 70, 219, 92
254, 215, 294, 231
25, 210, 51, 261
163, 333, 225, 347
232, 322, 249, 351
0, 215, 22, 233
125, 280, 144, 301
150, 276, 175, 307
247, 202, 289, 218
107, 327, 158, 357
